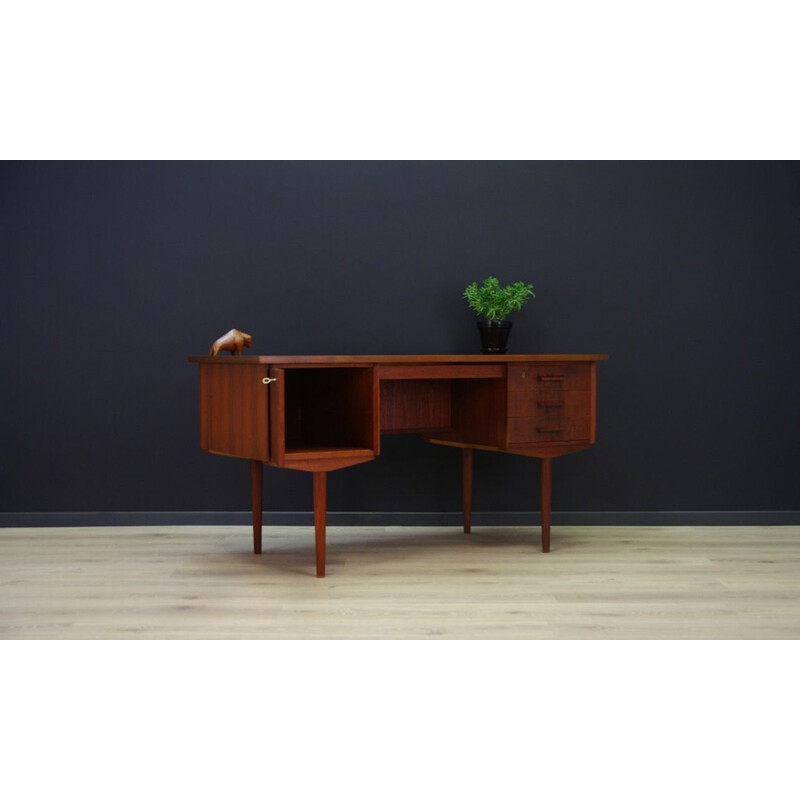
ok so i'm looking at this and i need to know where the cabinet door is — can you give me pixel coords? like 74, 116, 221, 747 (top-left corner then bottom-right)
199, 362, 270, 461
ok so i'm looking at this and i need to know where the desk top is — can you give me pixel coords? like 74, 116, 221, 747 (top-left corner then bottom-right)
189, 354, 609, 365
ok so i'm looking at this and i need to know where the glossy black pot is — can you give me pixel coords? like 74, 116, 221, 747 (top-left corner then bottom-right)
477, 320, 512, 354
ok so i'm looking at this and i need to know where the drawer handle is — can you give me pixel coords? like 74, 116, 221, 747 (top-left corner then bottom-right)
539, 375, 565, 382
538, 427, 564, 434
538, 401, 564, 408
262, 377, 277, 385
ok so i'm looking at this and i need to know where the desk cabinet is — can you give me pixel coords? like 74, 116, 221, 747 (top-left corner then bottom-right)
189, 354, 608, 576
507, 362, 595, 446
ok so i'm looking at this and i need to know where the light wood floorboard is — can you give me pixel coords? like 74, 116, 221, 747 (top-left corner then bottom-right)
1, 525, 799, 639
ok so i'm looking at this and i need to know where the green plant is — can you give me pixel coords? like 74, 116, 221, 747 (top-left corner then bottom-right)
463, 276, 535, 322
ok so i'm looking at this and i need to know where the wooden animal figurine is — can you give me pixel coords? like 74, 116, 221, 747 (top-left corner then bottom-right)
209, 329, 252, 356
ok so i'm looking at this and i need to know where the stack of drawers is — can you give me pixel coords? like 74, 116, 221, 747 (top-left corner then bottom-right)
507, 363, 593, 445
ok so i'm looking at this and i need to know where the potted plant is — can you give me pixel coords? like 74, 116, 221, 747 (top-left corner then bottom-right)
463, 276, 535, 354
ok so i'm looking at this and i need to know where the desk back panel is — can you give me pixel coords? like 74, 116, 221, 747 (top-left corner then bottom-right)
380, 379, 453, 433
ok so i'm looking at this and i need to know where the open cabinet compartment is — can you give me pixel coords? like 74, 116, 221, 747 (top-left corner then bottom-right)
440, 377, 508, 448
270, 366, 379, 464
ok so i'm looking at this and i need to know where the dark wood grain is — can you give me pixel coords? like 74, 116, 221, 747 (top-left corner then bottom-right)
447, 378, 507, 448
507, 392, 592, 444
589, 362, 597, 444
540, 457, 552, 553
190, 354, 609, 365
508, 362, 592, 392
280, 450, 376, 473
268, 366, 380, 472
268, 367, 286, 466
198, 363, 269, 461
380, 379, 452, 432
313, 471, 326, 578
250, 459, 262, 554
379, 364, 505, 380
507, 393, 574, 416
428, 438, 592, 459
462, 448, 473, 534
281, 367, 378, 452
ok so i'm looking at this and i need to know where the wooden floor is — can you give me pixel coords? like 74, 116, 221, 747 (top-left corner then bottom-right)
1, 525, 799, 639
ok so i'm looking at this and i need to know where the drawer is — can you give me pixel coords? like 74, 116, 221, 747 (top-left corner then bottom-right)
508, 363, 591, 392
508, 391, 575, 418
507, 390, 592, 444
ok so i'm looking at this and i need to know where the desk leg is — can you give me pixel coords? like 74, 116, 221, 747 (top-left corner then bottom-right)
462, 448, 473, 534
540, 457, 552, 553
251, 459, 263, 555
313, 471, 327, 578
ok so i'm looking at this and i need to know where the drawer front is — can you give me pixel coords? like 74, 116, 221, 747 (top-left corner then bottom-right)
508, 391, 577, 418
508, 363, 591, 392
507, 391, 592, 444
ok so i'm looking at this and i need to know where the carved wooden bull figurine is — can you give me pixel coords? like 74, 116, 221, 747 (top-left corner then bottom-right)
209, 329, 252, 356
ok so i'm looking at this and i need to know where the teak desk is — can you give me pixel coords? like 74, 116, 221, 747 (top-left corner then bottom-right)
188, 354, 608, 576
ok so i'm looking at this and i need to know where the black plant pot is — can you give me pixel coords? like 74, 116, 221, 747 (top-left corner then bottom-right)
477, 320, 512, 354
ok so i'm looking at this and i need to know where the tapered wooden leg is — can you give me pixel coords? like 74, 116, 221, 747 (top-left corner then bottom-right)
462, 447, 473, 534
313, 471, 327, 578
540, 456, 552, 553
251, 460, 263, 554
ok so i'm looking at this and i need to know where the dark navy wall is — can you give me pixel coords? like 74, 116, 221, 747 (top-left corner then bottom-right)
2, 161, 799, 519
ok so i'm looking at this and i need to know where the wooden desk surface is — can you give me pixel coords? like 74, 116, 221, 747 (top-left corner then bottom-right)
189, 354, 609, 365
